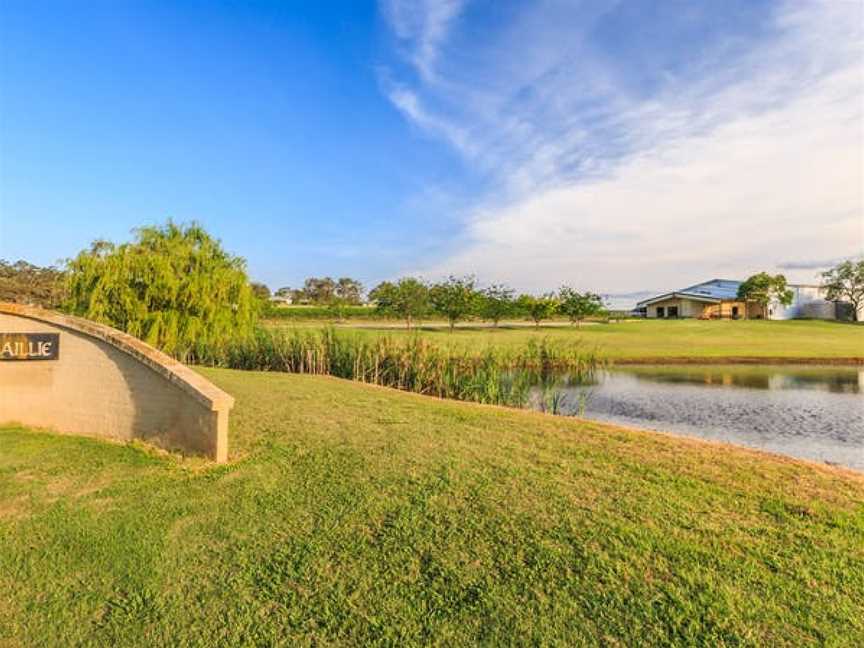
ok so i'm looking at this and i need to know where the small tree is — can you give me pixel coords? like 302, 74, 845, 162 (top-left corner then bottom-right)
429, 275, 480, 332
335, 277, 364, 305
369, 278, 429, 329
250, 282, 271, 301
558, 286, 604, 327
480, 283, 515, 327
302, 277, 337, 304
821, 259, 864, 322
65, 221, 258, 361
516, 293, 558, 328
737, 272, 793, 319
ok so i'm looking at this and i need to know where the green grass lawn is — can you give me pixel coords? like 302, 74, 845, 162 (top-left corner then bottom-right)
2, 368, 863, 646
269, 318, 864, 361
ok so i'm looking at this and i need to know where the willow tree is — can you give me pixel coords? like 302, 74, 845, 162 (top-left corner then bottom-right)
65, 222, 259, 361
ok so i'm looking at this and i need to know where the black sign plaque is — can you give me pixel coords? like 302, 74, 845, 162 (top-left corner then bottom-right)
0, 333, 60, 361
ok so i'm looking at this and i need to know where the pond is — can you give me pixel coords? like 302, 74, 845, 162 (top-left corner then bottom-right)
538, 365, 864, 471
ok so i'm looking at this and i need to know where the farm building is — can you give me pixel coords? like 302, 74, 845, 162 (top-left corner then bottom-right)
637, 279, 848, 320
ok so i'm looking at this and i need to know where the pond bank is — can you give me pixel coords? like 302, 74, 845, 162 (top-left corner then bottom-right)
613, 356, 864, 365
545, 364, 863, 471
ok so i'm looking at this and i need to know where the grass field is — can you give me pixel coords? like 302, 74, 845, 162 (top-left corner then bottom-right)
2, 368, 863, 646
266, 318, 864, 362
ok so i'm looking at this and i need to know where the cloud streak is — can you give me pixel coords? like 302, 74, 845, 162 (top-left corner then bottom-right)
777, 257, 855, 271
381, 0, 467, 82
380, 0, 864, 299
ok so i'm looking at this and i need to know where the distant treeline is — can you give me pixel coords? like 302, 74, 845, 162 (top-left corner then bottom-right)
0, 256, 615, 330
7, 219, 859, 364
0, 259, 66, 309
261, 276, 364, 305
266, 276, 609, 328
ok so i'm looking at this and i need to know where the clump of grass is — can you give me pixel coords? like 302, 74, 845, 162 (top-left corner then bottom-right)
215, 327, 602, 410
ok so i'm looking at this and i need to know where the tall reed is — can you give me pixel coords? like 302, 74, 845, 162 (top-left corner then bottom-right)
214, 327, 603, 412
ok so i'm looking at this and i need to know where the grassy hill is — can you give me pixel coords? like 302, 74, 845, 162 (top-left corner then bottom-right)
268, 319, 864, 361
2, 368, 863, 646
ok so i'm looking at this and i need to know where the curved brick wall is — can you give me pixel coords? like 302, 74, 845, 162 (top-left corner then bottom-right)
0, 303, 233, 462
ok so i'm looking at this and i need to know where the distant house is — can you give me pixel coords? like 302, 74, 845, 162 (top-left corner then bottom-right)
270, 294, 293, 306
637, 279, 846, 320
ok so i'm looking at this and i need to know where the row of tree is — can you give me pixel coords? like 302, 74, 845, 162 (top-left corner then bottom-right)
368, 276, 605, 330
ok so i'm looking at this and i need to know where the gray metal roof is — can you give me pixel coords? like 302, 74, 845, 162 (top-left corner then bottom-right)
637, 279, 742, 307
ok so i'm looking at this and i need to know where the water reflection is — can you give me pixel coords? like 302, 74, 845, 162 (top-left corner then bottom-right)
532, 365, 864, 471
622, 366, 862, 394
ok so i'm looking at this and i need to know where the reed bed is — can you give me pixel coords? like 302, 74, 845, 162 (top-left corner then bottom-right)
216, 327, 602, 411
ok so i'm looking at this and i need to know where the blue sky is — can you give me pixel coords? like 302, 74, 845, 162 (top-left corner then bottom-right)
1, 1, 861, 304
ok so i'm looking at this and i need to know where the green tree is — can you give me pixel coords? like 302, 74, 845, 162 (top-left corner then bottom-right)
480, 284, 515, 327
558, 286, 604, 327
429, 275, 480, 332
302, 277, 337, 304
821, 259, 864, 321
250, 282, 271, 301
369, 278, 429, 329
737, 272, 793, 319
335, 277, 364, 305
327, 280, 363, 322
516, 293, 558, 328
65, 221, 258, 361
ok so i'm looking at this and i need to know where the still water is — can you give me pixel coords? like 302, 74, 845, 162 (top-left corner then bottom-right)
544, 365, 864, 471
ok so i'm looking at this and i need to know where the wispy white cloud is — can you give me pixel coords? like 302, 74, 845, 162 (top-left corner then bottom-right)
383, 83, 478, 157
380, 0, 864, 298
778, 256, 859, 271
380, 0, 467, 82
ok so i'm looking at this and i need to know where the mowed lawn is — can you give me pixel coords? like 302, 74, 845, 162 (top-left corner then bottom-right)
269, 318, 864, 361
2, 368, 864, 646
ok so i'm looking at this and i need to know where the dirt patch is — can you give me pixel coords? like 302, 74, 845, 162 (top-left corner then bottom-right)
0, 494, 32, 520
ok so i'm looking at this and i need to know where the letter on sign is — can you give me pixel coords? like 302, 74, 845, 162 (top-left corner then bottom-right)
0, 333, 60, 361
